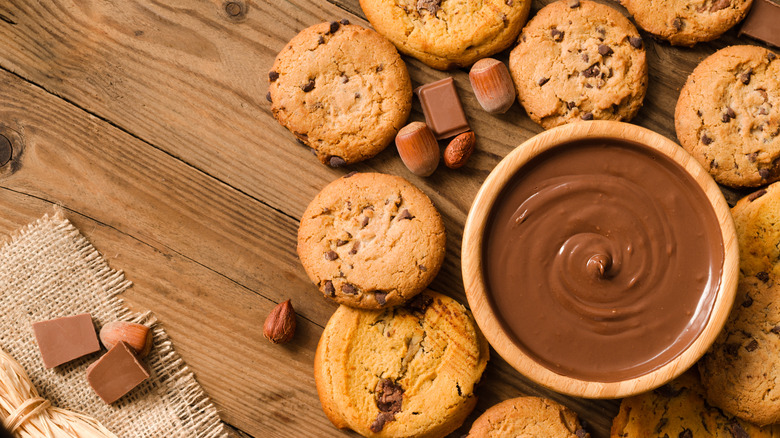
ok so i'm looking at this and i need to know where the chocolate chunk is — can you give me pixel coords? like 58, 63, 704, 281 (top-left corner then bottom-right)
361, 216, 369, 227
759, 168, 771, 179
581, 112, 594, 121
697, 110, 703, 117
701, 133, 713, 145
418, 265, 427, 271
318, 35, 325, 45
583, 64, 600, 78
329, 156, 346, 167
340, 74, 349, 83
370, 412, 395, 433
728, 421, 749, 438
349, 241, 360, 255
722, 112, 732, 123
710, 0, 730, 11
672, 17, 683, 30
757, 271, 770, 282
567, 101, 577, 110
266, 91, 272, 102
749, 189, 767, 201
745, 339, 759, 352
679, 429, 692, 438
323, 280, 335, 296
726, 107, 736, 118
771, 325, 780, 334
269, 71, 279, 81
342, 283, 357, 295
301, 78, 315, 92
582, 53, 589, 62
748, 152, 758, 162
568, 0, 580, 8
414, 77, 470, 139
407, 293, 433, 314
33, 314, 100, 369
740, 68, 753, 85
87, 341, 149, 404
538, 77, 550, 86
376, 64, 384, 73
598, 44, 613, 56
325, 250, 339, 261
417, 0, 441, 14
551, 29, 564, 42
335, 239, 349, 246
629, 36, 643, 49
354, 92, 361, 99
374, 291, 388, 305
328, 21, 340, 33
375, 378, 404, 413
340, 18, 350, 25
397, 209, 414, 220
742, 293, 753, 307
739, 0, 780, 48
725, 343, 740, 356
654, 384, 683, 398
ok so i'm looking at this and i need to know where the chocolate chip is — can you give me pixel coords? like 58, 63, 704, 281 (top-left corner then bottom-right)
339, 18, 350, 25
344, 171, 357, 178
701, 133, 713, 145
581, 112, 594, 120
745, 339, 758, 352
582, 53, 589, 62
336, 239, 349, 246
598, 44, 613, 56
769, 52, 777, 62
376, 64, 384, 72
567, 101, 577, 110
568, 0, 579, 8
325, 250, 338, 261
697, 110, 703, 117
725, 343, 740, 356
759, 168, 771, 179
418, 265, 427, 272
317, 35, 325, 45
301, 78, 315, 92
266, 91, 272, 102
349, 241, 360, 255
583, 64, 600, 78
748, 152, 758, 162
551, 29, 564, 42
672, 17, 683, 30
728, 421, 749, 438
756, 271, 769, 282
710, 0, 730, 11
538, 77, 550, 86
407, 293, 433, 314
370, 379, 404, 432
329, 156, 346, 167
361, 216, 369, 227
323, 280, 335, 296
374, 291, 387, 305
654, 384, 683, 398
727, 107, 736, 118
269, 70, 279, 81
771, 325, 780, 334
679, 429, 692, 438
370, 412, 394, 433
342, 283, 357, 295
417, 0, 441, 14
340, 75, 349, 83
742, 294, 753, 307
740, 68, 753, 85
629, 36, 643, 49
328, 21, 340, 33
354, 92, 361, 99
397, 209, 414, 220
722, 112, 732, 123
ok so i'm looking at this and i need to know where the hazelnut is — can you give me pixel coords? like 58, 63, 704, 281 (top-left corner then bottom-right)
395, 122, 440, 177
99, 321, 153, 358
469, 58, 516, 114
443, 131, 476, 169
263, 299, 296, 344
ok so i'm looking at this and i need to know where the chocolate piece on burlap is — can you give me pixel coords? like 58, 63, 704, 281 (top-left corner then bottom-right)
0, 212, 226, 437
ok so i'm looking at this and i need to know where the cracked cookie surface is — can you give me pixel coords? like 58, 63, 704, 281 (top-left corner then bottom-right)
297, 172, 446, 309
698, 182, 780, 425
508, 0, 648, 129
359, 0, 531, 70
314, 291, 489, 437
611, 370, 780, 437
675, 45, 780, 187
621, 0, 752, 46
468, 396, 589, 438
268, 22, 412, 166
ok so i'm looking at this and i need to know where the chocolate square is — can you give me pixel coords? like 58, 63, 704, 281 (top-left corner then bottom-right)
739, 0, 780, 48
414, 77, 470, 139
87, 341, 150, 404
32, 313, 100, 368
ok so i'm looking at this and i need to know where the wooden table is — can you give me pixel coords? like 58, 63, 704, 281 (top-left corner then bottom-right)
0, 0, 767, 436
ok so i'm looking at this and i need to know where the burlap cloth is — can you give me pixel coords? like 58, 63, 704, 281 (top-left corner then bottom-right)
0, 212, 227, 437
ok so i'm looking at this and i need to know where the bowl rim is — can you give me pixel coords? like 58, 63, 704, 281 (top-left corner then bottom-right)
461, 120, 739, 399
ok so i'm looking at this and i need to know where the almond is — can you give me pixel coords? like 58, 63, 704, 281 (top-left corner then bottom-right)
263, 299, 296, 344
443, 131, 476, 169
395, 122, 440, 177
469, 58, 516, 114
99, 321, 153, 358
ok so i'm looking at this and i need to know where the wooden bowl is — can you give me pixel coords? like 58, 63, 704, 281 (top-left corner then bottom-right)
462, 121, 738, 399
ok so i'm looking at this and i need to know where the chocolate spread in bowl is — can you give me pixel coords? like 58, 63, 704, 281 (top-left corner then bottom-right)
482, 138, 724, 382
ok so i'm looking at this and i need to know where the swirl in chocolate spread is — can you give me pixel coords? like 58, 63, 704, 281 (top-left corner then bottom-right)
483, 139, 724, 381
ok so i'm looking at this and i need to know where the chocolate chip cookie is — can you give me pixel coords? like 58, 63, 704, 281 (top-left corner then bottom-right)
359, 0, 531, 70
297, 172, 446, 309
314, 291, 489, 437
508, 0, 648, 129
621, 0, 752, 46
611, 370, 780, 437
675, 45, 780, 187
698, 182, 780, 425
468, 397, 590, 438
268, 21, 412, 167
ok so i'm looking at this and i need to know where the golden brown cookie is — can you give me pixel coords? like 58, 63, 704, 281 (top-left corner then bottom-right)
698, 183, 780, 425
468, 397, 590, 438
612, 370, 780, 437
508, 0, 648, 129
620, 0, 753, 46
268, 21, 412, 166
675, 45, 780, 187
359, 0, 531, 70
297, 172, 446, 309
314, 291, 489, 437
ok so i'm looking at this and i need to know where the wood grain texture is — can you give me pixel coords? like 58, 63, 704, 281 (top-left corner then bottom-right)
0, 0, 772, 436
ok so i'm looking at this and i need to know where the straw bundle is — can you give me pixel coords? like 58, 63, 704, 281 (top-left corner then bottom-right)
0, 348, 116, 437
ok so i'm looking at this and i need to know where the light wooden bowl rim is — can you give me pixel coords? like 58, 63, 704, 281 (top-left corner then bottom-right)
462, 121, 739, 399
